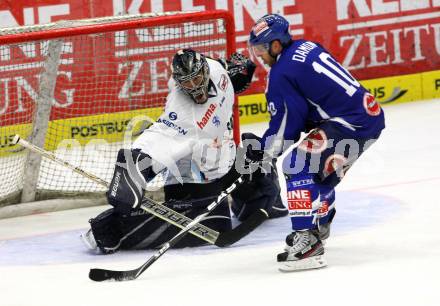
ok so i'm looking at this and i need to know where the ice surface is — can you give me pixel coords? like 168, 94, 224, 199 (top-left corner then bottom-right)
0, 100, 439, 306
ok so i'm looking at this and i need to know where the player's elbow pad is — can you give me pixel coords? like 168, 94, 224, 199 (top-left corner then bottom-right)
107, 149, 156, 214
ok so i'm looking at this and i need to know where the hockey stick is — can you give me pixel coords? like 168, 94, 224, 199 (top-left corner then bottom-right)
89, 177, 248, 281
13, 135, 268, 247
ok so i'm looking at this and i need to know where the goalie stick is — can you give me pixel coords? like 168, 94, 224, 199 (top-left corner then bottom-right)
89, 177, 255, 281
13, 135, 268, 247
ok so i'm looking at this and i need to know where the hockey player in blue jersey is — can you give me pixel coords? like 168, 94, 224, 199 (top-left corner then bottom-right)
246, 14, 385, 271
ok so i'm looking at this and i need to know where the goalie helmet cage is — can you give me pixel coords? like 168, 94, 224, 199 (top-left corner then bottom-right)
0, 10, 238, 207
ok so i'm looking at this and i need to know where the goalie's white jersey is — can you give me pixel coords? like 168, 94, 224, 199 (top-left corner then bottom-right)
132, 58, 236, 185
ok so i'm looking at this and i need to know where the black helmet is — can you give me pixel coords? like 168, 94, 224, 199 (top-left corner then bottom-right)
172, 49, 210, 104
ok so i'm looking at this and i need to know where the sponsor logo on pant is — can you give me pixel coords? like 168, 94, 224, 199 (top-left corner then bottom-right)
287, 189, 312, 216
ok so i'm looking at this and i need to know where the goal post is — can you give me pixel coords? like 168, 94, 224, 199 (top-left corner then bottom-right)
0, 10, 238, 207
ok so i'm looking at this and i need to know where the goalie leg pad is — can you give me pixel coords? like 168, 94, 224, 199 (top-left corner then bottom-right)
88, 207, 165, 253
88, 208, 124, 254
107, 149, 155, 214
88, 179, 232, 252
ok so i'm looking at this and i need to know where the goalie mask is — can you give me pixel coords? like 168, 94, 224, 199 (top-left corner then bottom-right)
172, 49, 210, 104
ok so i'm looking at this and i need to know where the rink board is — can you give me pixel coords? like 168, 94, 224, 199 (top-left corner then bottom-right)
0, 107, 162, 157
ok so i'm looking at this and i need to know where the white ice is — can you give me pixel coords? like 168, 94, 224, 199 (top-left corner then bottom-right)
1, 100, 439, 306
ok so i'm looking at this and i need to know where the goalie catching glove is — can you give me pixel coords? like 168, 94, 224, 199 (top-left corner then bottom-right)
218, 53, 256, 94
107, 149, 156, 215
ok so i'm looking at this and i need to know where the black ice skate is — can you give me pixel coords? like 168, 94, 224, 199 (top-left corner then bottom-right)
277, 230, 327, 272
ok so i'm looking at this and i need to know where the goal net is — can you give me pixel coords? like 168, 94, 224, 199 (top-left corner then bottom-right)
0, 10, 238, 206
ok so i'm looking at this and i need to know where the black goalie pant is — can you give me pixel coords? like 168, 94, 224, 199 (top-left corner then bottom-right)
90, 180, 231, 253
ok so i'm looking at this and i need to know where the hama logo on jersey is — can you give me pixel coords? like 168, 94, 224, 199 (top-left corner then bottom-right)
363, 93, 381, 116
252, 20, 269, 36
287, 190, 312, 216
298, 129, 328, 153
197, 103, 217, 129
218, 74, 229, 92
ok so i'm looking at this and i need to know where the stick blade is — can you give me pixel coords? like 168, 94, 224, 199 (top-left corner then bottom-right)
89, 268, 137, 282
215, 209, 268, 247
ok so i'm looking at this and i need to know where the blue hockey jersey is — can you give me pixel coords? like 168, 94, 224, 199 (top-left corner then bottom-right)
261, 39, 385, 153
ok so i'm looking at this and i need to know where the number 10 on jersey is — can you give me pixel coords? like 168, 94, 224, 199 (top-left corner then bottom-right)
312, 52, 360, 97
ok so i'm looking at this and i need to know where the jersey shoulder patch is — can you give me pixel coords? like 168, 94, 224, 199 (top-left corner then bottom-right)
217, 73, 229, 92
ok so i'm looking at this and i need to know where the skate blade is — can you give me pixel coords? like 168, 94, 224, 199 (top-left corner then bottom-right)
278, 255, 327, 272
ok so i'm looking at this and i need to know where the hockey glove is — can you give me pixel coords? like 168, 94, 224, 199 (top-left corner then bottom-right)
237, 132, 265, 182
222, 53, 256, 94
242, 132, 264, 163
231, 162, 287, 221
